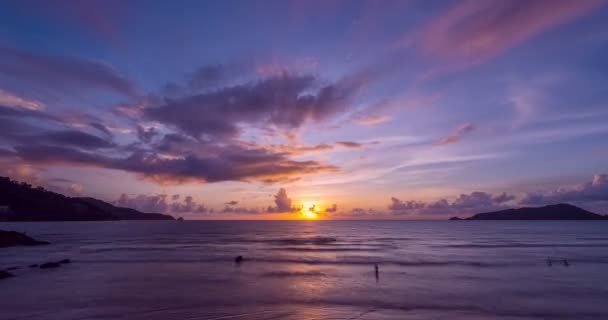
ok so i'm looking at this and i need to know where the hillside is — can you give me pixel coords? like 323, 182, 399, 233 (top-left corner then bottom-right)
0, 176, 173, 221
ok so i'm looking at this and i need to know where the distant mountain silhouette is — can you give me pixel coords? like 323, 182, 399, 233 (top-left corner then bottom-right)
0, 176, 173, 221
461, 203, 607, 220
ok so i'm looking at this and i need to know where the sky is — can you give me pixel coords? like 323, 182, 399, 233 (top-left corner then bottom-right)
1, 0, 608, 219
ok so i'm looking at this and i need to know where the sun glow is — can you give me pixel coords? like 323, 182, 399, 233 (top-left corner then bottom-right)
300, 201, 319, 219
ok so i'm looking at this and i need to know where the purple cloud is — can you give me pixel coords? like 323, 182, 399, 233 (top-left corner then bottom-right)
8, 142, 336, 184
170, 195, 209, 214
0, 46, 136, 97
145, 73, 366, 139
117, 193, 209, 214
116, 193, 170, 213
521, 174, 608, 205
414, 0, 603, 69
389, 191, 516, 215
267, 188, 296, 213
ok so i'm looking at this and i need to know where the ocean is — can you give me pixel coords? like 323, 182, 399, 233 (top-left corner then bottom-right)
1, 220, 608, 319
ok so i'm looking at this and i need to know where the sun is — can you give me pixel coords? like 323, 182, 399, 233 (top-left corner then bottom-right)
300, 201, 319, 219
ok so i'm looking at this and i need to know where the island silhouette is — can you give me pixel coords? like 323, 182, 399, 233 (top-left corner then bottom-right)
450, 203, 607, 220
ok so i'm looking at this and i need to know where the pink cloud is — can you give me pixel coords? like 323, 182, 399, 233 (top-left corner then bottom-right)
416, 0, 604, 68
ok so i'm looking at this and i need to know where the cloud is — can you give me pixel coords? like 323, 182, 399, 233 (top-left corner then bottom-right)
8, 141, 337, 184
0, 89, 45, 111
265, 140, 366, 156
355, 114, 391, 126
116, 193, 170, 213
336, 141, 363, 148
68, 183, 84, 195
326, 204, 338, 213
339, 207, 385, 218
225, 200, 239, 206
170, 195, 209, 213
267, 143, 334, 155
437, 123, 476, 145
188, 63, 249, 89
221, 206, 260, 214
145, 73, 367, 139
89, 122, 113, 137
117, 193, 209, 214
136, 125, 157, 143
0, 46, 135, 97
414, 0, 603, 69
521, 174, 608, 205
389, 191, 516, 215
37, 130, 115, 149
267, 188, 296, 213
388, 197, 425, 211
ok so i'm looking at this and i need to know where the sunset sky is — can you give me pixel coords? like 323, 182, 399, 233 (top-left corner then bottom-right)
1, 0, 607, 219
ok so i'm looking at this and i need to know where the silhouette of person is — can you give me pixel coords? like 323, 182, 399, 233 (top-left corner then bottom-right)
374, 264, 379, 283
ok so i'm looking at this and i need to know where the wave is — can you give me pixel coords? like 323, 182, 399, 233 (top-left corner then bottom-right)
268, 247, 381, 252
262, 271, 326, 277
264, 237, 338, 245
439, 243, 608, 248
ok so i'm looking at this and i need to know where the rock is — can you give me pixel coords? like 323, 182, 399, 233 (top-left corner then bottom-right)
28, 264, 38, 268
449, 217, 462, 220
235, 255, 244, 263
0, 230, 50, 247
0, 270, 14, 279
58, 259, 71, 264
40, 262, 60, 269
177, 217, 184, 221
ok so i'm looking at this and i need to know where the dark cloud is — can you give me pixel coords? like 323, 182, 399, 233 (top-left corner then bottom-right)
136, 125, 157, 143
225, 200, 239, 206
188, 63, 249, 89
521, 174, 608, 206
89, 122, 113, 137
145, 73, 365, 139
0, 46, 135, 97
13, 145, 103, 165
7, 141, 336, 184
389, 191, 516, 215
326, 204, 338, 213
39, 130, 115, 149
1, 65, 371, 185
0, 105, 58, 122
267, 188, 296, 213
10, 129, 114, 150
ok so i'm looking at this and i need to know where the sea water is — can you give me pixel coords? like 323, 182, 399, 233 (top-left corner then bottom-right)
1, 220, 608, 319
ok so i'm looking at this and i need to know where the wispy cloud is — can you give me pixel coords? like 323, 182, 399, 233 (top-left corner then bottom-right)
437, 123, 476, 146
0, 46, 136, 97
0, 89, 45, 111
413, 0, 603, 69
521, 173, 608, 210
